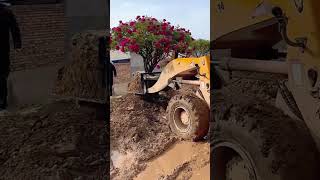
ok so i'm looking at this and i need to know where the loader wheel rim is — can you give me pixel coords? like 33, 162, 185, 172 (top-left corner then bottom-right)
173, 106, 191, 133
212, 142, 257, 180
180, 111, 189, 125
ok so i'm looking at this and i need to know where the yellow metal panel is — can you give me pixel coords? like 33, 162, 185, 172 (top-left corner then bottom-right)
211, 0, 320, 67
286, 0, 320, 68
211, 0, 290, 40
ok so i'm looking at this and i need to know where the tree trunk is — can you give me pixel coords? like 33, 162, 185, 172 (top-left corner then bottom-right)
143, 57, 155, 73
174, 51, 179, 59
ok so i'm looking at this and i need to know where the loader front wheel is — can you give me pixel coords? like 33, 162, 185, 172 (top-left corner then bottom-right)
166, 94, 209, 141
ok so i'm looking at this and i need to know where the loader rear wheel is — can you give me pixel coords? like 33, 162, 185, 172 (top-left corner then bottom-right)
166, 94, 209, 141
211, 101, 320, 180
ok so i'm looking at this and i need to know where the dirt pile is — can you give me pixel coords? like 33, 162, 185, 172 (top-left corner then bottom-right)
0, 99, 108, 180
127, 72, 143, 94
211, 72, 280, 111
211, 75, 279, 126
110, 94, 176, 180
53, 31, 107, 101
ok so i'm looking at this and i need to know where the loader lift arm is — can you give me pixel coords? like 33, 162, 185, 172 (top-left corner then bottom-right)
145, 56, 210, 94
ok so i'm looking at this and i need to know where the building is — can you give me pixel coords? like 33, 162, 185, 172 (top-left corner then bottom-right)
7, 0, 108, 109
110, 50, 131, 86
111, 50, 130, 63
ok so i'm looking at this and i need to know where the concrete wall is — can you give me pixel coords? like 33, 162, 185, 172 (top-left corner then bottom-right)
130, 53, 144, 75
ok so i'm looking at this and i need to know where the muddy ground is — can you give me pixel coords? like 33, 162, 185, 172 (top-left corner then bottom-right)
136, 142, 210, 180
110, 84, 210, 180
0, 99, 108, 180
111, 64, 212, 180
0, 31, 112, 180
110, 94, 175, 180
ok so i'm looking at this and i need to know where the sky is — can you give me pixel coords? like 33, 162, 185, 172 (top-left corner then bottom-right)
111, 0, 210, 40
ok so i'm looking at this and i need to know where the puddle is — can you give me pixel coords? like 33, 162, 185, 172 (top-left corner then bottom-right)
135, 141, 210, 180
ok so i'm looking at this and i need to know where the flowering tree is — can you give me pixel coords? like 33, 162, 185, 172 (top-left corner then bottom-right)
111, 16, 194, 72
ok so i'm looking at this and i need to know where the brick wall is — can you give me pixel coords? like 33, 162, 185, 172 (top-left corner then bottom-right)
114, 63, 131, 84
10, 3, 67, 71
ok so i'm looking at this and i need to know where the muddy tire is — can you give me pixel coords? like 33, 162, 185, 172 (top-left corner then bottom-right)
211, 101, 320, 180
166, 93, 209, 141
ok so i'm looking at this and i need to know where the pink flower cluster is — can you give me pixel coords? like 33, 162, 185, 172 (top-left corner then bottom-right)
111, 15, 193, 54
114, 37, 140, 53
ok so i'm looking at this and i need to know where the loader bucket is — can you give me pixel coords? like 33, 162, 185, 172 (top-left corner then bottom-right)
136, 72, 161, 95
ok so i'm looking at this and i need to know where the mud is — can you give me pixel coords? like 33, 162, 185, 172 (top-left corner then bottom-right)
111, 88, 209, 179
211, 71, 283, 132
110, 64, 210, 180
211, 72, 280, 112
110, 94, 176, 180
127, 72, 143, 94
0, 99, 108, 180
136, 142, 209, 180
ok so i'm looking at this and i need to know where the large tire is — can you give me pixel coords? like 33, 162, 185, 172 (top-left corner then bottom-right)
211, 101, 320, 180
166, 93, 209, 141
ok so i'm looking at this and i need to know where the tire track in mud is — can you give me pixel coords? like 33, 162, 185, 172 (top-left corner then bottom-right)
135, 142, 210, 180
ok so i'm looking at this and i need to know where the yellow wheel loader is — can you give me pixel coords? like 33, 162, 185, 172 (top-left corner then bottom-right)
211, 0, 320, 180
138, 56, 210, 141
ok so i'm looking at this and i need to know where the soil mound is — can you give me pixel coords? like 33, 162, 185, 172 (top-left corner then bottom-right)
110, 94, 176, 179
53, 31, 107, 101
127, 72, 143, 94
0, 100, 108, 180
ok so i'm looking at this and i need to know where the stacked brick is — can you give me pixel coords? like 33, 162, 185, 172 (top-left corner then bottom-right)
10, 3, 66, 71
